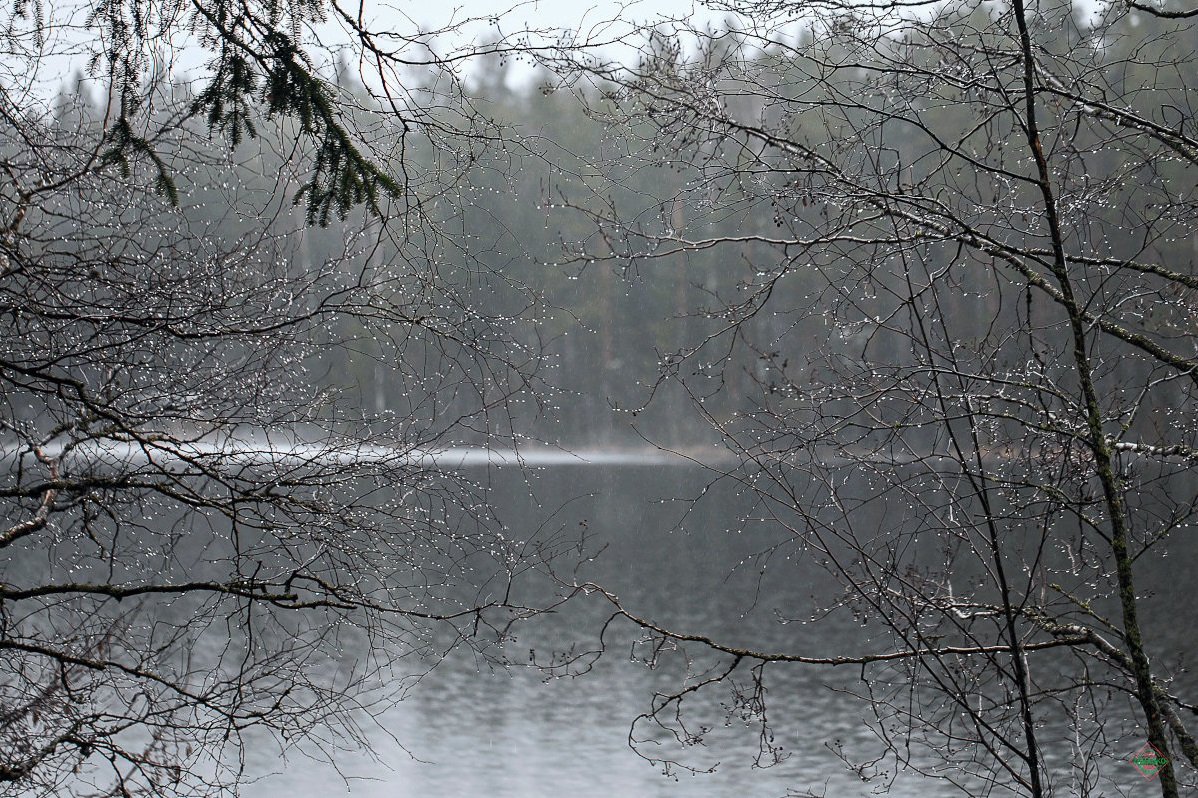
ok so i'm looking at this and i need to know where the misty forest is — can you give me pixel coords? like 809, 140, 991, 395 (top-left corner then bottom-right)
3, 0, 1198, 795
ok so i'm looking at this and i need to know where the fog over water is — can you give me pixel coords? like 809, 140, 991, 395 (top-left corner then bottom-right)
244, 459, 1183, 798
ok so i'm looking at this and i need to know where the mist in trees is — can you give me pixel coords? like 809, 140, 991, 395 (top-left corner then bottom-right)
4, 0, 1198, 795
531, 0, 1198, 794
0, 3, 559, 794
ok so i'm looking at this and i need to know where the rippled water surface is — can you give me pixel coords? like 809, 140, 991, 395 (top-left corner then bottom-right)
245, 459, 1184, 798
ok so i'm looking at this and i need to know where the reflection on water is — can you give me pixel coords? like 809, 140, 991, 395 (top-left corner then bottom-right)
246, 460, 1177, 798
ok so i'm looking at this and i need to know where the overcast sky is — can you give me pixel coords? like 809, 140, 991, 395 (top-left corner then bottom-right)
36, 0, 724, 101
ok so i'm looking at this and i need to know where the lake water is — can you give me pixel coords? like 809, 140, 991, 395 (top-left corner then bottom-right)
244, 457, 1186, 797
